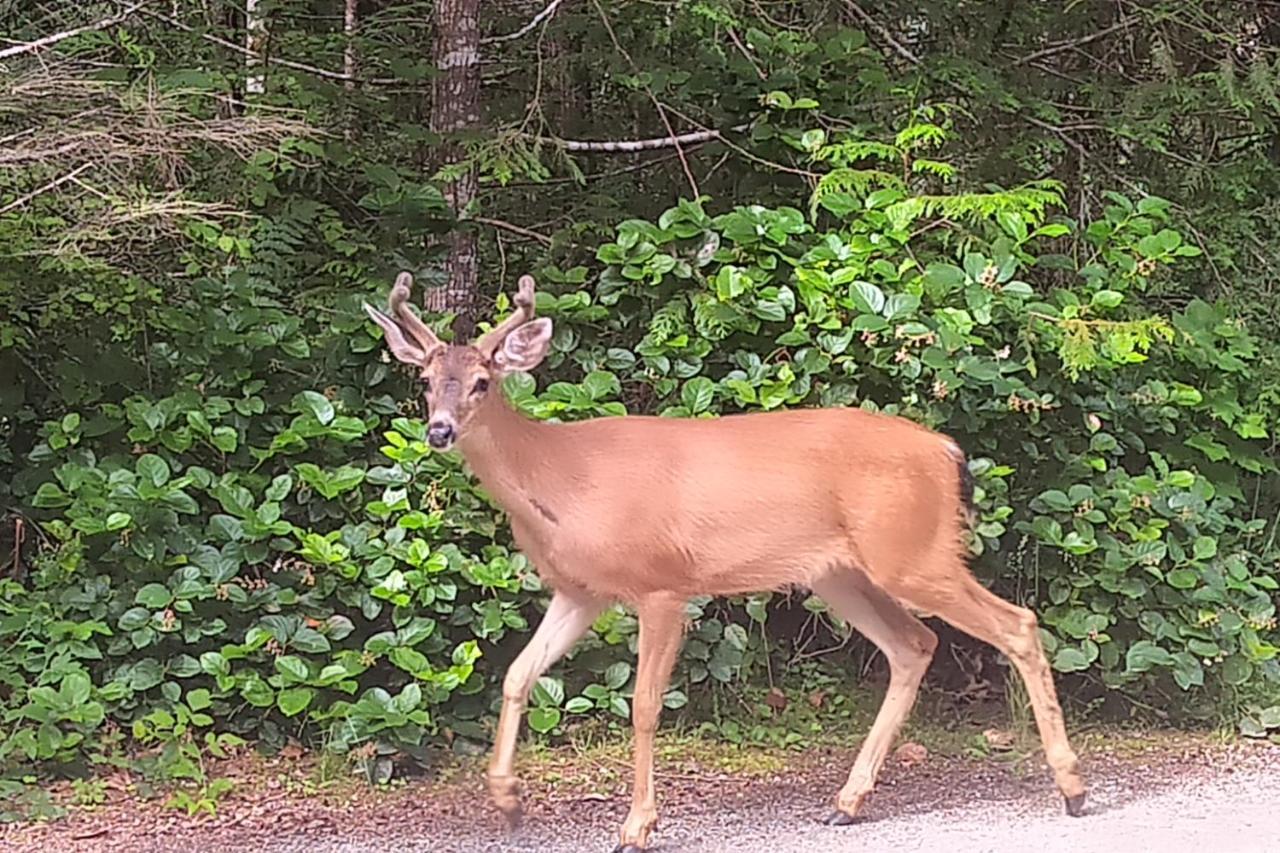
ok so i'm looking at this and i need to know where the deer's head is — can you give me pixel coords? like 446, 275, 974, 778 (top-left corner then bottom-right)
363, 273, 551, 451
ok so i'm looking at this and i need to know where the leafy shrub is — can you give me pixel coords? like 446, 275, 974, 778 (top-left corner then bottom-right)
2, 155, 1277, 796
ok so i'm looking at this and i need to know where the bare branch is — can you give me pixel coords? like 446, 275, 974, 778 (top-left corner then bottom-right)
482, 0, 565, 45
842, 1, 919, 65
475, 216, 552, 245
0, 2, 148, 61
1014, 18, 1134, 66
542, 124, 749, 153
0, 163, 94, 215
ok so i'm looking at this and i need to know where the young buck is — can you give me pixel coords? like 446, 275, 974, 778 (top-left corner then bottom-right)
363, 272, 1087, 851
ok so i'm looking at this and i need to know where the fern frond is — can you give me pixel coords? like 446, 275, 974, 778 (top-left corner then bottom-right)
895, 122, 947, 151
813, 140, 901, 166
642, 297, 690, 350
809, 168, 903, 218
885, 181, 1065, 230
911, 158, 956, 180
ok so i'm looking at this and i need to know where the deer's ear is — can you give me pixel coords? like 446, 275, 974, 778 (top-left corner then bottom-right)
493, 317, 553, 372
363, 302, 428, 365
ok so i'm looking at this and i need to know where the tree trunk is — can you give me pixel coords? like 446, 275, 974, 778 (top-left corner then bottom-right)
343, 0, 358, 90
427, 0, 482, 336
245, 0, 265, 95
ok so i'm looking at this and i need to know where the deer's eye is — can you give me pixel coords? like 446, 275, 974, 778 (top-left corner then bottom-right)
472, 378, 489, 395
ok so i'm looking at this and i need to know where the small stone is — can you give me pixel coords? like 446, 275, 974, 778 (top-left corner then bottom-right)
895, 742, 929, 767
983, 728, 1016, 751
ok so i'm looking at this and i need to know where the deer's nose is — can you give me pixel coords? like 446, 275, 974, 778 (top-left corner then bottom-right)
427, 421, 456, 449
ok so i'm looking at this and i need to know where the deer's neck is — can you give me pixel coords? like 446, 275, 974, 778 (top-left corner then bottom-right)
456, 391, 559, 512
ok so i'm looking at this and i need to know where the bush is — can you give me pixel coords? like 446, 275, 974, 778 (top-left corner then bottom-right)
2, 164, 1277, 795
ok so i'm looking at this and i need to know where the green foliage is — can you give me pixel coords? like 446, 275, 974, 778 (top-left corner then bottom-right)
2, 0, 1280, 815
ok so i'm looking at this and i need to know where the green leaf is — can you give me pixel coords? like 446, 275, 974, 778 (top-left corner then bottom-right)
295, 391, 335, 426
604, 661, 632, 690
211, 426, 238, 452
274, 655, 309, 683
289, 627, 331, 654
61, 673, 91, 706
277, 687, 315, 717
119, 607, 151, 631
1052, 647, 1091, 672
663, 689, 688, 710
849, 281, 885, 315
1221, 656, 1253, 686
105, 512, 132, 531
127, 659, 165, 691
531, 677, 565, 708
883, 292, 919, 320
199, 652, 229, 677
1125, 640, 1175, 673
136, 454, 171, 487
565, 696, 593, 714
723, 623, 749, 652
186, 688, 212, 711
136, 583, 173, 608
1192, 536, 1217, 561
527, 707, 561, 734
581, 371, 619, 401
265, 474, 293, 502
681, 377, 715, 414
1090, 290, 1123, 309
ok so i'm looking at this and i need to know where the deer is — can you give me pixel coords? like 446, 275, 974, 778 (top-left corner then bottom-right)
362, 272, 1088, 852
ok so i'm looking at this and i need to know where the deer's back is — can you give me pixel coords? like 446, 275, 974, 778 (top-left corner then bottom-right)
513, 406, 965, 601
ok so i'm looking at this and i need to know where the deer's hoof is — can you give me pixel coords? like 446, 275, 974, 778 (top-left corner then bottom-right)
822, 809, 860, 826
1064, 792, 1087, 817
610, 846, 645, 853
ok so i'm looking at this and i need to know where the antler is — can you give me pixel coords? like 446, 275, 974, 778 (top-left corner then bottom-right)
387, 272, 443, 353
474, 275, 537, 358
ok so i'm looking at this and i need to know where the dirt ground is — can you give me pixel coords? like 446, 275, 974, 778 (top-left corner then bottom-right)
2, 732, 1276, 853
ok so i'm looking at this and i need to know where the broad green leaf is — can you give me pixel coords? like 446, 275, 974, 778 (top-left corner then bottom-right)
277, 687, 315, 717
136, 583, 173, 608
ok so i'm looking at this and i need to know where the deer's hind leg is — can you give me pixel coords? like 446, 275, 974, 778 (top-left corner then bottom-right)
895, 569, 1087, 816
809, 568, 938, 825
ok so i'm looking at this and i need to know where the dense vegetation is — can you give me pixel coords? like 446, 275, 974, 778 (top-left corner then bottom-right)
1, 0, 1278, 817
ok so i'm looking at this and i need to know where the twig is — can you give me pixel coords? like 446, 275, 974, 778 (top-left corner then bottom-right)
842, 0, 919, 65
0, 162, 94, 215
727, 27, 767, 80
659, 101, 818, 179
543, 125, 748, 153
0, 2, 148, 61
483, 0, 565, 45
474, 216, 552, 246
485, 150, 687, 188
1014, 18, 1134, 66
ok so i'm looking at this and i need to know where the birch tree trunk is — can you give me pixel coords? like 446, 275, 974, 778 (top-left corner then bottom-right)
245, 0, 265, 95
343, 0, 358, 91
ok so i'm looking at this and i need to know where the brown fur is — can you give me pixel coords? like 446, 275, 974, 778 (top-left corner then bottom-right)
362, 275, 1088, 851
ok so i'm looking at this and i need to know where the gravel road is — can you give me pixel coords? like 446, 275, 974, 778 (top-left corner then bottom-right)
6, 739, 1277, 853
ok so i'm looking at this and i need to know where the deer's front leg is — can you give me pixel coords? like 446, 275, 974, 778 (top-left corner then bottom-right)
488, 588, 606, 829
614, 595, 687, 853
